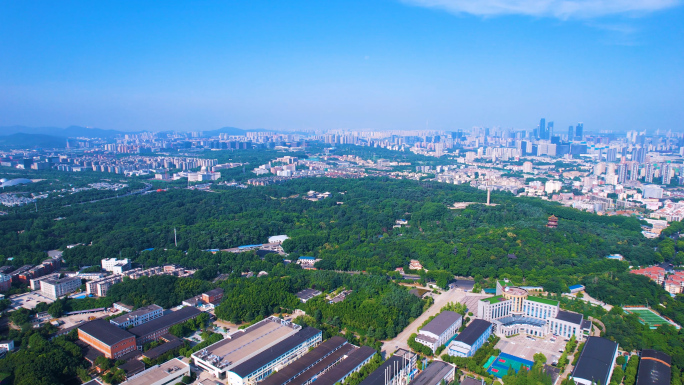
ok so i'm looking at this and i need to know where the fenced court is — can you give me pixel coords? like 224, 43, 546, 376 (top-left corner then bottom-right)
624, 307, 680, 329
484, 353, 534, 378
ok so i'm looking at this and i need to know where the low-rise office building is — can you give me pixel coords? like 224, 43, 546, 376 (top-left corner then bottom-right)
141, 335, 184, 361
110, 304, 163, 329
129, 306, 201, 346
0, 340, 14, 354
410, 361, 455, 385
448, 319, 493, 357
78, 319, 137, 359
183, 288, 225, 309
549, 310, 585, 340
313, 345, 376, 385
570, 337, 619, 385
415, 311, 462, 352
192, 317, 321, 383
259, 336, 351, 385
101, 258, 131, 274
202, 288, 224, 304
121, 358, 189, 385
296, 288, 322, 303
359, 349, 417, 385
225, 326, 322, 385
113, 302, 134, 312
66, 272, 106, 280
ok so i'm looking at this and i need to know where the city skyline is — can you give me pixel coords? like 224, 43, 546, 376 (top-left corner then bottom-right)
1, 1, 683, 132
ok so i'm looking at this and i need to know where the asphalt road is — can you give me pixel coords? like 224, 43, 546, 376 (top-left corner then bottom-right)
381, 288, 469, 357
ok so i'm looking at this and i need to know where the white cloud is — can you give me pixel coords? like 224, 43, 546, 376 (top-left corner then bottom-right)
400, 0, 680, 18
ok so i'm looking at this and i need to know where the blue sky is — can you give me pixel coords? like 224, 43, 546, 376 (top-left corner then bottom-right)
0, 0, 682, 133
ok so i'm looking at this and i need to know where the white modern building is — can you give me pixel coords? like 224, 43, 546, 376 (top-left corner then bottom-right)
30, 273, 60, 290
187, 169, 221, 182
643, 185, 664, 199
0, 340, 14, 354
549, 310, 586, 340
192, 317, 322, 384
415, 311, 462, 352
268, 235, 289, 244
122, 358, 189, 385
40, 277, 81, 299
101, 258, 131, 274
477, 280, 590, 340
110, 304, 163, 328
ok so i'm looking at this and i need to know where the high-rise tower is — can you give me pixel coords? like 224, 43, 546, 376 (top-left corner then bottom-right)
575, 123, 584, 140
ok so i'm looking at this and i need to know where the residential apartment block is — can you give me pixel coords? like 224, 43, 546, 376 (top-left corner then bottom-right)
86, 275, 123, 297
39, 276, 81, 299
0, 273, 11, 292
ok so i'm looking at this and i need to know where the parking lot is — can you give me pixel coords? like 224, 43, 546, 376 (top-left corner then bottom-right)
495, 333, 568, 365
9, 291, 55, 310
59, 309, 116, 329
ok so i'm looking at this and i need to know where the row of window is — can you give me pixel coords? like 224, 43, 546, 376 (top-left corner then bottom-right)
249, 335, 323, 382
488, 302, 512, 320
550, 321, 577, 338
523, 303, 555, 320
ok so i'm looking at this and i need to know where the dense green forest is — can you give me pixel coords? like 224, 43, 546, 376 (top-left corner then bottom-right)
0, 176, 661, 272
0, 328, 86, 385
215, 269, 424, 338
106, 275, 213, 309
2, 160, 684, 381
0, 174, 676, 310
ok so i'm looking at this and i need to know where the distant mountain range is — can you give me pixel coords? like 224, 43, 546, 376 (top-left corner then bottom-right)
0, 133, 67, 149
0, 125, 284, 149
0, 125, 272, 139
201, 127, 269, 136
0, 125, 134, 139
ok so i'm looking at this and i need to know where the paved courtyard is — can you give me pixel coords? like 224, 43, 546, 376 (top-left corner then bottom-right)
494, 333, 568, 365
462, 294, 489, 317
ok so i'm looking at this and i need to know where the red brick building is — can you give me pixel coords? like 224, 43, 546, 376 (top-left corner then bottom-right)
78, 319, 137, 359
201, 288, 224, 305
